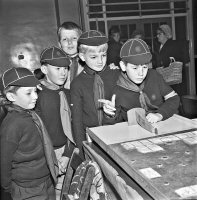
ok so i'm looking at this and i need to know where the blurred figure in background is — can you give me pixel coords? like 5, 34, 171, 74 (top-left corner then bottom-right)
153, 24, 190, 96
153, 24, 189, 68
107, 25, 122, 66
131, 29, 145, 40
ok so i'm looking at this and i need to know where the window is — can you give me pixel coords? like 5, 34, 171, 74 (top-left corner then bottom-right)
80, 0, 195, 94
81, 0, 189, 45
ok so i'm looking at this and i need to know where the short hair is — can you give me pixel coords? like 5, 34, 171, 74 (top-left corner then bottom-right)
1, 86, 20, 106
131, 30, 145, 39
0, 90, 9, 106
78, 43, 108, 54
57, 21, 82, 41
0, 85, 20, 105
3, 85, 20, 96
157, 24, 172, 39
34, 68, 45, 80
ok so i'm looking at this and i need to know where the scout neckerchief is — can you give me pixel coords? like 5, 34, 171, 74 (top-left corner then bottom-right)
117, 72, 158, 112
41, 79, 75, 144
69, 54, 79, 83
94, 73, 105, 126
84, 65, 105, 126
7, 105, 59, 184
31, 111, 59, 184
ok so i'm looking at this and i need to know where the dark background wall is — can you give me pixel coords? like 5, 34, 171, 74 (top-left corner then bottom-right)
0, 0, 196, 92
193, 1, 197, 85
0, 0, 81, 75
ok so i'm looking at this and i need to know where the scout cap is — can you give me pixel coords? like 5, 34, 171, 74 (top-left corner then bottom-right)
120, 38, 152, 65
1, 67, 40, 89
40, 46, 70, 67
78, 30, 108, 46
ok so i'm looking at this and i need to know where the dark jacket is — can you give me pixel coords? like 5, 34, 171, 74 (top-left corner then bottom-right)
36, 86, 70, 148
1, 186, 12, 200
104, 69, 180, 124
153, 39, 190, 68
0, 105, 50, 193
70, 65, 120, 157
0, 105, 7, 126
107, 38, 122, 66
36, 86, 74, 157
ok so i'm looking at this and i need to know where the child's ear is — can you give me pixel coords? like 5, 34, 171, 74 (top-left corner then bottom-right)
6, 92, 16, 102
41, 65, 47, 75
119, 61, 126, 72
78, 53, 85, 62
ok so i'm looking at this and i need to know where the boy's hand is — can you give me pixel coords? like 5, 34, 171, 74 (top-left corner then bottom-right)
98, 94, 116, 116
146, 113, 163, 123
58, 156, 70, 175
37, 84, 42, 90
109, 63, 119, 70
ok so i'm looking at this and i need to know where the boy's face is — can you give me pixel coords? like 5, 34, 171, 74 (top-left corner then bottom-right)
79, 46, 107, 72
59, 29, 80, 56
124, 63, 149, 84
11, 87, 38, 109
113, 33, 120, 42
41, 64, 68, 86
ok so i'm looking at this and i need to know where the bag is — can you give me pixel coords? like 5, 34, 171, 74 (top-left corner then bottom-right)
156, 57, 183, 85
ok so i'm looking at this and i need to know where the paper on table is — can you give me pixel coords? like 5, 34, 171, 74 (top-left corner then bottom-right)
175, 185, 197, 198
139, 167, 161, 179
88, 122, 159, 145
88, 115, 197, 145
128, 108, 197, 135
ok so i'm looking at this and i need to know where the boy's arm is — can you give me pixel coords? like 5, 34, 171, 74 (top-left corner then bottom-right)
34, 89, 42, 117
70, 84, 85, 159
150, 72, 180, 121
157, 91, 180, 120
145, 91, 179, 123
34, 97, 42, 117
1, 130, 17, 193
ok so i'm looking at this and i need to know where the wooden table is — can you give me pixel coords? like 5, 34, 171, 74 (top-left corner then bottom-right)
85, 118, 197, 200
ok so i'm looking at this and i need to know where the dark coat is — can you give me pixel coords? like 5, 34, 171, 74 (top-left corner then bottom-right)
70, 65, 120, 157
36, 86, 75, 157
104, 69, 180, 124
153, 39, 190, 68
0, 106, 7, 126
0, 106, 50, 193
107, 38, 122, 66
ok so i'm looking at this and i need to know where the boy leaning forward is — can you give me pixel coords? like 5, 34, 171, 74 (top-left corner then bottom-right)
100, 38, 180, 124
